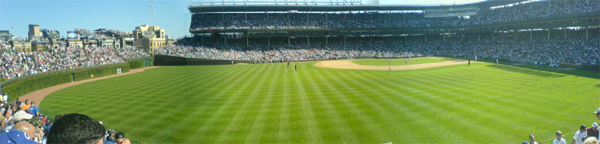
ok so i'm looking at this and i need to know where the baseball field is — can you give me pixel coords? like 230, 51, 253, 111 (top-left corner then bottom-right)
39, 57, 600, 143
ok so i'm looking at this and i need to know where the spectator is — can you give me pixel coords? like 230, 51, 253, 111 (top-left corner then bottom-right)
0, 93, 6, 103
555, 131, 567, 144
0, 121, 39, 144
15, 98, 21, 108
26, 101, 39, 117
21, 99, 30, 111
588, 122, 599, 140
104, 129, 116, 144
529, 134, 538, 144
13, 110, 33, 123
574, 125, 588, 144
114, 132, 131, 144
29, 117, 44, 143
47, 113, 105, 144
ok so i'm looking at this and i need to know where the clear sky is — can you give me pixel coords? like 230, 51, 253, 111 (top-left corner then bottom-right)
0, 0, 486, 39
0, 0, 192, 39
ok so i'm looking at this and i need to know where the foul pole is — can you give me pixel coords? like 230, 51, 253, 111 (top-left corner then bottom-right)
151, 0, 155, 57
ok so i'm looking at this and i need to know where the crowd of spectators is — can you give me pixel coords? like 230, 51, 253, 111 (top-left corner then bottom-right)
190, 0, 599, 30
0, 96, 131, 144
158, 29, 599, 66
0, 41, 150, 80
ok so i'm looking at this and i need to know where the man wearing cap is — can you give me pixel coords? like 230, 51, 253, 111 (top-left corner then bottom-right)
588, 122, 599, 139
555, 130, 567, 144
105, 129, 116, 143
0, 121, 40, 144
4, 110, 34, 131
114, 132, 131, 144
574, 125, 588, 144
13, 110, 33, 122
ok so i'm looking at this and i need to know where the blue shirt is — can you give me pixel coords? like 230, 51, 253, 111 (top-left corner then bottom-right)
27, 106, 39, 116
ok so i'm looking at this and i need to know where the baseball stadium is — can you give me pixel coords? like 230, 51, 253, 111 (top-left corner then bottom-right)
0, 0, 599, 143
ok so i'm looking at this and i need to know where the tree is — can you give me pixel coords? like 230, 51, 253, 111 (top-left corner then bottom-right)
31, 41, 37, 51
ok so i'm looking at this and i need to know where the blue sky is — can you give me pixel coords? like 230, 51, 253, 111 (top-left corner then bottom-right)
0, 0, 485, 39
0, 0, 192, 39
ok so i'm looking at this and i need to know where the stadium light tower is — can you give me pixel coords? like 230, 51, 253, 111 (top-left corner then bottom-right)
151, 0, 155, 26
150, 0, 156, 56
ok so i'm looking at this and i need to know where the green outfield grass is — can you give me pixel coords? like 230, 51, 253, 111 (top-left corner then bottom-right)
40, 60, 600, 143
351, 57, 447, 66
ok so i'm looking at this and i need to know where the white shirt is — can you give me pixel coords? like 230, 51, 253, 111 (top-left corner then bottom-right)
2, 94, 7, 103
553, 138, 566, 144
573, 130, 587, 144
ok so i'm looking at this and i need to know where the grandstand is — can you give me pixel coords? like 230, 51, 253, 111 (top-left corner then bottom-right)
171, 0, 599, 68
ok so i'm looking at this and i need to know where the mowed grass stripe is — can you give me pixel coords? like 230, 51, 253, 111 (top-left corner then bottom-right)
277, 65, 292, 143
214, 64, 276, 143
337, 69, 424, 142
292, 68, 323, 143
326, 70, 395, 142
172, 65, 257, 142
401, 68, 527, 142
96, 67, 220, 142
244, 64, 283, 143
301, 67, 360, 143
143, 66, 237, 142
424, 63, 590, 128
186, 64, 268, 143
312, 68, 387, 142
355, 69, 471, 142
42, 67, 197, 143
176, 65, 261, 143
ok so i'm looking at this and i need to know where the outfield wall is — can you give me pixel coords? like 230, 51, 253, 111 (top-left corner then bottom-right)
154, 55, 233, 65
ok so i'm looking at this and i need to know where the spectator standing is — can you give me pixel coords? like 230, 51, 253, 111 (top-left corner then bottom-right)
114, 132, 131, 144
21, 100, 30, 111
588, 122, 599, 139
555, 131, 567, 144
574, 125, 588, 144
26, 101, 39, 117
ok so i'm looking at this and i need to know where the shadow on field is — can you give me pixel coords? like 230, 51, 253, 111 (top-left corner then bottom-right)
487, 64, 600, 79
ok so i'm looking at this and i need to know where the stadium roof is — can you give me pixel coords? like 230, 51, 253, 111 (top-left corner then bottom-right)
189, 0, 527, 13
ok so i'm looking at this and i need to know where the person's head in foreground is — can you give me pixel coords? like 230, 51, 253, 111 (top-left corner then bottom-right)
584, 137, 599, 144
47, 113, 106, 144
